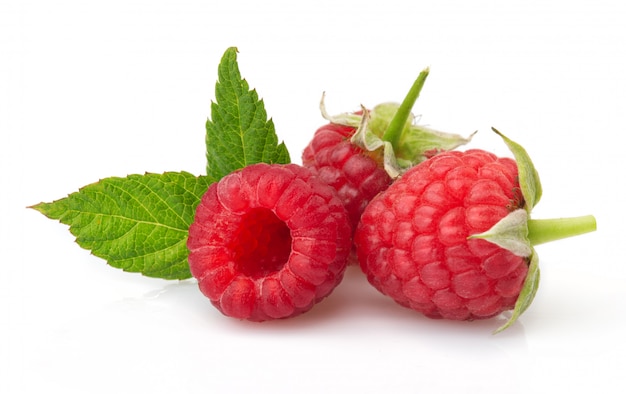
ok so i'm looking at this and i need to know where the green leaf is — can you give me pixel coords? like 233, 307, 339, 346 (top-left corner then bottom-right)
492, 127, 542, 211
30, 172, 213, 280
206, 47, 290, 180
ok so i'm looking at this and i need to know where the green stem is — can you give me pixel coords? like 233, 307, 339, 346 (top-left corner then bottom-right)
527, 215, 597, 246
382, 68, 430, 146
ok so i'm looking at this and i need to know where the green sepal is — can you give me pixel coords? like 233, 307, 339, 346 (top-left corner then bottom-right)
475, 129, 596, 333
349, 107, 403, 178
319, 70, 474, 178
492, 127, 542, 211
468, 209, 532, 258
493, 248, 541, 334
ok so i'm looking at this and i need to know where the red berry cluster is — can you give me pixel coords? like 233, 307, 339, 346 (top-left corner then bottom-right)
187, 78, 596, 332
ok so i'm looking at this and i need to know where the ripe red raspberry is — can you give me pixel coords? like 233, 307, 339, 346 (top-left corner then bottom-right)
302, 122, 391, 232
355, 129, 597, 332
187, 163, 351, 321
355, 149, 528, 321
303, 70, 472, 238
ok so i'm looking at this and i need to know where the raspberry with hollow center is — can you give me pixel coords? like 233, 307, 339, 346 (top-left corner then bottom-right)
230, 207, 292, 278
187, 163, 351, 321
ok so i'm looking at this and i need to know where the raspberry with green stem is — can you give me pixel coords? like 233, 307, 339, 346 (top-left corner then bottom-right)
303, 68, 474, 235
355, 128, 597, 333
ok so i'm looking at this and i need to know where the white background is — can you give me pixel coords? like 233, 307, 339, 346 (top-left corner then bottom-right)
2, 0, 624, 393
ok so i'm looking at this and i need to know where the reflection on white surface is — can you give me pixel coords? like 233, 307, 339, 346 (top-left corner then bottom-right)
11, 268, 530, 392
10, 263, 624, 393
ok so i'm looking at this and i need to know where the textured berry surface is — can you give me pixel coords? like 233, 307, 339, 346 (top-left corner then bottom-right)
187, 163, 351, 321
302, 122, 392, 233
355, 149, 529, 320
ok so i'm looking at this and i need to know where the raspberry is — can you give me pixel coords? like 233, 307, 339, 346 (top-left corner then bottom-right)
355, 149, 529, 321
355, 129, 597, 332
187, 163, 351, 321
302, 70, 472, 240
302, 122, 392, 232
